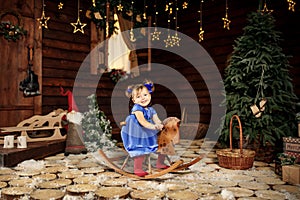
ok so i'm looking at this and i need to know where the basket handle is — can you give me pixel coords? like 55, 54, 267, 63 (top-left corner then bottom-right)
229, 115, 243, 154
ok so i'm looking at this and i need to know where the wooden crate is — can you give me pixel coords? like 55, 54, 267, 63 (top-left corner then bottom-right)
283, 137, 300, 163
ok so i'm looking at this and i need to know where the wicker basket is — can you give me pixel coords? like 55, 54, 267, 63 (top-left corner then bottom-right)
217, 115, 255, 170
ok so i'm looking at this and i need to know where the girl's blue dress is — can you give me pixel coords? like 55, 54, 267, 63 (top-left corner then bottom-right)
121, 104, 159, 157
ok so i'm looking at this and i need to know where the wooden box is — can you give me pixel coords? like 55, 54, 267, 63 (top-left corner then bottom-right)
282, 164, 300, 185
283, 137, 300, 163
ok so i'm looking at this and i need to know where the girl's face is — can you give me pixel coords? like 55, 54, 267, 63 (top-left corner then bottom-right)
132, 87, 151, 107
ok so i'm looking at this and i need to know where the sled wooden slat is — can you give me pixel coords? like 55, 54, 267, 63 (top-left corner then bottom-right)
0, 109, 67, 143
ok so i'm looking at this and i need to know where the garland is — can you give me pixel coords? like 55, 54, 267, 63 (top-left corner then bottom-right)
0, 10, 27, 42
87, 0, 147, 36
0, 21, 27, 41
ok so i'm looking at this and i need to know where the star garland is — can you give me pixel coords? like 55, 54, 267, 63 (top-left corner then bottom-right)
164, 2, 174, 47
287, 0, 296, 12
151, 1, 161, 41
182, 2, 188, 9
58, 1, 64, 10
222, 0, 231, 30
37, 0, 50, 29
87, 0, 147, 37
70, 0, 87, 34
172, 0, 181, 46
198, 0, 204, 42
260, 0, 273, 15
129, 1, 136, 42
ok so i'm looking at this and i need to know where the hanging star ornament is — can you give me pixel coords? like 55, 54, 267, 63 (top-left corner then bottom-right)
172, 33, 181, 46
117, 4, 123, 11
198, 28, 204, 42
164, 35, 174, 48
151, 28, 161, 41
37, 11, 50, 29
58, 2, 64, 9
261, 2, 273, 14
182, 2, 188, 9
222, 15, 231, 30
70, 17, 87, 34
287, 0, 296, 12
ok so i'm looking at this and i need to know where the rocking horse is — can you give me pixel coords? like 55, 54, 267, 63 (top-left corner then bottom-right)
98, 117, 203, 179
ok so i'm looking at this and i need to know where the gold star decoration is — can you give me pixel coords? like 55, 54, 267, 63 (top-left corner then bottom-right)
151, 28, 161, 41
164, 34, 174, 48
287, 0, 296, 12
70, 18, 87, 34
222, 15, 231, 30
37, 11, 50, 29
58, 2, 64, 9
198, 27, 204, 42
172, 33, 181, 46
71, 0, 86, 34
261, 2, 273, 14
117, 4, 123, 11
182, 2, 188, 9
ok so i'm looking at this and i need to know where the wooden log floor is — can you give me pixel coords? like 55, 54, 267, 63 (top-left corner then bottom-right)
0, 139, 299, 199
0, 140, 65, 167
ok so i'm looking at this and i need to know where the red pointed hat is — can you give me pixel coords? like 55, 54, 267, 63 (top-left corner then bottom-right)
60, 87, 79, 112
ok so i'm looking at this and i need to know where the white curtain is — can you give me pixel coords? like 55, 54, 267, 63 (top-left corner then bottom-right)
107, 14, 131, 73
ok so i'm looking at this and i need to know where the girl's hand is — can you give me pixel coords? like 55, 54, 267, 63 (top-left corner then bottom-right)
148, 123, 163, 130
154, 123, 164, 131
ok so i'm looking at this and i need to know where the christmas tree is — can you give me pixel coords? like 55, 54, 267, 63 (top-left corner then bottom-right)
81, 94, 116, 152
220, 10, 298, 148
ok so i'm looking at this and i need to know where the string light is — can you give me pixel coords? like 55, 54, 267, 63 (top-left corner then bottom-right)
58, 2, 64, 10
172, 0, 181, 46
151, 1, 161, 41
287, 0, 296, 12
37, 0, 50, 29
182, 2, 188, 9
143, 0, 147, 20
261, 0, 273, 14
222, 0, 231, 30
129, 1, 136, 42
198, 0, 204, 42
70, 0, 87, 34
164, 2, 174, 47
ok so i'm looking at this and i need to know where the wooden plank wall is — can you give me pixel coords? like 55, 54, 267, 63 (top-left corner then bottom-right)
41, 0, 91, 112
0, 0, 42, 127
39, 0, 300, 141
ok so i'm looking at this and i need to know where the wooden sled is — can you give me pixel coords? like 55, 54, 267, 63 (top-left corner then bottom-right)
98, 149, 204, 179
0, 109, 67, 144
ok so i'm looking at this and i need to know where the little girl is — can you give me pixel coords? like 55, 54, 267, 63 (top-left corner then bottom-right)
121, 80, 168, 177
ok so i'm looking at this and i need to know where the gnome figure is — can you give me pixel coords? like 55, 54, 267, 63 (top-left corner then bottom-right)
60, 87, 87, 156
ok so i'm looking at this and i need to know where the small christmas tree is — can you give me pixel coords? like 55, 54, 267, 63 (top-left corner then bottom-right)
220, 10, 298, 148
81, 94, 116, 152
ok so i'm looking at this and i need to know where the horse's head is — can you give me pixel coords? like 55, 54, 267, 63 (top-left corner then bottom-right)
157, 117, 181, 155
162, 117, 181, 144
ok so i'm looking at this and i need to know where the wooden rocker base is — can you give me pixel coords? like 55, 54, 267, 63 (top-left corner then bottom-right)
98, 150, 203, 179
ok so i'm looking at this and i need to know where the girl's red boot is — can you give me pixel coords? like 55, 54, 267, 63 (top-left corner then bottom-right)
156, 154, 169, 169
134, 155, 148, 177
